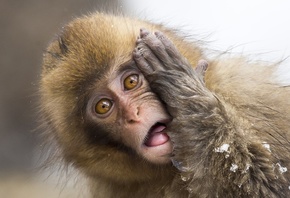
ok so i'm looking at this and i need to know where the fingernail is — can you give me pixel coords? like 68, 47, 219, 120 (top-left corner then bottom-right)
154, 31, 163, 38
198, 59, 209, 70
136, 38, 142, 44
133, 48, 141, 57
140, 28, 150, 38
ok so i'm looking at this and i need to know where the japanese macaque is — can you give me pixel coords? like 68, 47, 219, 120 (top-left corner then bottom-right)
40, 12, 290, 197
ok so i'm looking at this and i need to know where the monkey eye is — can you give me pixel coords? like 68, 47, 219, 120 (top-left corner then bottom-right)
124, 74, 139, 90
95, 98, 113, 114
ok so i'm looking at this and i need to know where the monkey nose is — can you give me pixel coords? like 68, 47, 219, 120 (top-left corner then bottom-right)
124, 106, 141, 123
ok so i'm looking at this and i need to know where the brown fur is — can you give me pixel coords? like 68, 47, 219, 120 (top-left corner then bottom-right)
40, 12, 290, 197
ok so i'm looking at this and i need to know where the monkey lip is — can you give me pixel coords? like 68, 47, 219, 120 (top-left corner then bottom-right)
144, 122, 169, 147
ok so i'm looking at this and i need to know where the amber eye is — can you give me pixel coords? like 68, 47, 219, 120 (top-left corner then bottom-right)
124, 74, 139, 90
95, 98, 112, 114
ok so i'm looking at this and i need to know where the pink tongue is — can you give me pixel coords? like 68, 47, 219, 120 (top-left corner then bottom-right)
145, 125, 169, 147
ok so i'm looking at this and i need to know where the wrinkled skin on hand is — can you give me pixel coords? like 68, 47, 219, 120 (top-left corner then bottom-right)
132, 29, 289, 197
133, 29, 214, 118
132, 27, 227, 183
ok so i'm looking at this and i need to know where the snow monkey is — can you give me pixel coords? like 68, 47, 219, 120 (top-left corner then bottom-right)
40, 12, 290, 197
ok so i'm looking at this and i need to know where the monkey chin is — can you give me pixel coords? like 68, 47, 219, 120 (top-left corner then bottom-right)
142, 140, 173, 164
141, 123, 173, 164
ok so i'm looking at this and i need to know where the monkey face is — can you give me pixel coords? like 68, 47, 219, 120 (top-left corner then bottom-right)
86, 60, 173, 164
41, 13, 202, 181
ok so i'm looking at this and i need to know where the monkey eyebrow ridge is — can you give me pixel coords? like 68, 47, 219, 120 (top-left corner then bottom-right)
117, 60, 139, 74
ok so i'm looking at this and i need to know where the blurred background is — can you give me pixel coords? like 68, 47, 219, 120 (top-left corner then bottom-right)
0, 0, 123, 174
0, 0, 289, 195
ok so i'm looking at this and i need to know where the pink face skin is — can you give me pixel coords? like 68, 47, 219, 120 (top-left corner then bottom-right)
88, 63, 173, 164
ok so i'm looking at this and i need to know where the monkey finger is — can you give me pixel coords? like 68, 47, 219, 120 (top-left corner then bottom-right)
154, 31, 199, 78
140, 28, 174, 69
136, 41, 165, 72
154, 31, 183, 62
195, 59, 208, 81
133, 48, 154, 76
151, 30, 194, 75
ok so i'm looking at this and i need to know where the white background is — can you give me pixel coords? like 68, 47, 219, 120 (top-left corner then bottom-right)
123, 0, 290, 63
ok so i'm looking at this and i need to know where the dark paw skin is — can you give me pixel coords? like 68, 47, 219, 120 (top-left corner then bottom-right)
133, 29, 290, 198
133, 28, 214, 117
132, 28, 222, 174
133, 28, 227, 194
133, 28, 207, 80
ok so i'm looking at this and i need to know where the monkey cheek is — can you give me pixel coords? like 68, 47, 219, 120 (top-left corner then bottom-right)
140, 140, 173, 164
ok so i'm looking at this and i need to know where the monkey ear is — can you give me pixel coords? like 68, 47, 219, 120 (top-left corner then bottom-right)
46, 30, 69, 58
58, 35, 68, 55
56, 24, 71, 55
42, 34, 68, 73
195, 59, 208, 82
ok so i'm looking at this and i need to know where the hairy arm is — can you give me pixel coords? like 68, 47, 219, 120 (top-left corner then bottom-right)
133, 29, 288, 197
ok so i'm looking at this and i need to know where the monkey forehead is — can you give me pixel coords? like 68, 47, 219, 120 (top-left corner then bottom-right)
59, 13, 156, 70
44, 12, 202, 74
41, 13, 203, 105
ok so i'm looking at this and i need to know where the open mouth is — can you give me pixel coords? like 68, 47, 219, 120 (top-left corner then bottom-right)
144, 122, 170, 147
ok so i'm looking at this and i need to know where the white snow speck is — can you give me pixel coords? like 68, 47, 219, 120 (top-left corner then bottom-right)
186, 187, 193, 193
181, 175, 190, 182
230, 164, 238, 172
288, 186, 290, 190
214, 144, 230, 153
242, 164, 251, 173
262, 142, 271, 152
276, 163, 287, 174
171, 159, 190, 172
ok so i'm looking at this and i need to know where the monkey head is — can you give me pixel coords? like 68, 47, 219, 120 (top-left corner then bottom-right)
40, 13, 202, 182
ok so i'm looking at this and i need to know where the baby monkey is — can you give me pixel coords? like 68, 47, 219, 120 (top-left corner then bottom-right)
40, 13, 290, 197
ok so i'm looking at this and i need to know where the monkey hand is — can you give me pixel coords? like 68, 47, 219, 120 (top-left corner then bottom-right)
133, 28, 228, 173
133, 28, 217, 118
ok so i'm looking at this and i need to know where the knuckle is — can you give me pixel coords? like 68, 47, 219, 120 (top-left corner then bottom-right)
145, 35, 165, 50
141, 47, 152, 59
136, 42, 146, 51
151, 40, 164, 50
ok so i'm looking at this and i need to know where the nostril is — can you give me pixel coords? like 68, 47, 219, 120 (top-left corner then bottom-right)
128, 119, 135, 124
126, 107, 140, 124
